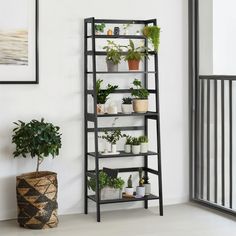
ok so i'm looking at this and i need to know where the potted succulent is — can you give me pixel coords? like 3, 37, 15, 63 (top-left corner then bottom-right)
95, 23, 106, 35
12, 118, 62, 229
124, 135, 132, 153
88, 171, 125, 200
143, 176, 151, 196
103, 40, 123, 72
136, 169, 145, 197
121, 97, 133, 114
125, 175, 134, 196
124, 40, 148, 70
131, 137, 141, 155
96, 79, 118, 114
99, 128, 123, 154
131, 79, 149, 113
143, 25, 161, 51
139, 135, 149, 153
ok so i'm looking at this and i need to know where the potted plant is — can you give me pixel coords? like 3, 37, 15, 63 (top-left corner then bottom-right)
96, 79, 118, 114
103, 40, 123, 72
125, 175, 134, 196
124, 135, 132, 153
143, 25, 161, 51
12, 118, 62, 229
131, 137, 141, 155
136, 169, 145, 197
139, 135, 149, 153
131, 79, 149, 113
99, 128, 123, 154
121, 97, 133, 114
143, 176, 151, 196
124, 40, 148, 70
95, 23, 106, 35
88, 171, 125, 200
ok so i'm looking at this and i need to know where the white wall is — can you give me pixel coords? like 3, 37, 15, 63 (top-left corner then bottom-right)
0, 0, 189, 221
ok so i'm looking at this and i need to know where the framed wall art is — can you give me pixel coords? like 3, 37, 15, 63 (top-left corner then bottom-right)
0, 0, 38, 84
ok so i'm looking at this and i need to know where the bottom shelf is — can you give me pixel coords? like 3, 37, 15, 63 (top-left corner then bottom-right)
88, 194, 159, 204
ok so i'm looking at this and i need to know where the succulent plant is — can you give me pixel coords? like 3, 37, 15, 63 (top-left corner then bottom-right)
127, 175, 133, 188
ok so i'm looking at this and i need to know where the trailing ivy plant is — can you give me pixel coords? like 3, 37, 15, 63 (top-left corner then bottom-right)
131, 79, 149, 99
143, 26, 161, 51
12, 118, 62, 174
103, 40, 123, 65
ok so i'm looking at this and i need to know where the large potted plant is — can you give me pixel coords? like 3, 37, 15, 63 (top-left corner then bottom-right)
96, 79, 118, 114
88, 171, 125, 200
131, 79, 150, 113
124, 40, 148, 70
143, 25, 161, 51
103, 40, 122, 72
12, 119, 62, 229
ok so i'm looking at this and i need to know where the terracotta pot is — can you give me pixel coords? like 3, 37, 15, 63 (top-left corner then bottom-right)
133, 99, 148, 113
128, 60, 140, 70
16, 171, 58, 229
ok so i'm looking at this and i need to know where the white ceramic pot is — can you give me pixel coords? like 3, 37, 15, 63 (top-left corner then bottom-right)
125, 187, 134, 196
133, 99, 148, 113
111, 144, 117, 153
140, 142, 148, 153
136, 186, 145, 197
97, 104, 105, 114
144, 183, 151, 195
121, 104, 133, 114
132, 145, 141, 155
107, 104, 118, 114
124, 144, 131, 153
100, 187, 122, 200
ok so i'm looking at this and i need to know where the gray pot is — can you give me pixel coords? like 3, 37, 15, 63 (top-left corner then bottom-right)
106, 60, 118, 72
100, 187, 122, 200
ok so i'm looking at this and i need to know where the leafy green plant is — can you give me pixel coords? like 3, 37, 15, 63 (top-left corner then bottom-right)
124, 135, 133, 145
99, 128, 123, 145
103, 40, 123, 65
12, 118, 62, 174
131, 137, 141, 146
143, 26, 161, 51
138, 168, 144, 187
122, 97, 132, 104
88, 171, 125, 191
131, 79, 149, 99
96, 79, 118, 104
95, 23, 106, 33
139, 135, 149, 143
127, 175, 133, 188
123, 40, 149, 61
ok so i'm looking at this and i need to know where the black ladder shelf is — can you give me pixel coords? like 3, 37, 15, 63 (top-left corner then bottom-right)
84, 17, 163, 222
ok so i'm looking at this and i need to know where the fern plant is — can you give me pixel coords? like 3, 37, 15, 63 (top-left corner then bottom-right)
143, 26, 161, 51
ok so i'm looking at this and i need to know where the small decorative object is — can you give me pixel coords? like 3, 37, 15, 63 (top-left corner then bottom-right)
121, 97, 133, 114
131, 137, 141, 155
143, 25, 161, 51
95, 79, 118, 114
107, 101, 118, 114
139, 136, 149, 153
95, 23, 106, 35
103, 40, 122, 72
122, 23, 130, 35
143, 176, 151, 195
136, 30, 140, 35
99, 128, 123, 154
131, 79, 149, 113
114, 27, 120, 35
107, 29, 113, 35
125, 175, 134, 196
12, 119, 62, 229
124, 135, 132, 153
136, 169, 145, 197
124, 40, 149, 70
88, 171, 125, 200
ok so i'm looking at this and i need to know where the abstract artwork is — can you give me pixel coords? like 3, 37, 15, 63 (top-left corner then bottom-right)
0, 0, 38, 84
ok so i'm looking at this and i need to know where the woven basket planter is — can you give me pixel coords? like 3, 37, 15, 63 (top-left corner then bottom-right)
16, 171, 58, 229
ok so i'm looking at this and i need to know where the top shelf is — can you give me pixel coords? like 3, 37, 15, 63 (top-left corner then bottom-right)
87, 35, 146, 39
85, 18, 156, 25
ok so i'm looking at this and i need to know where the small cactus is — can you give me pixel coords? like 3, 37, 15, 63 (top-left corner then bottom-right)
139, 168, 144, 187
127, 175, 133, 188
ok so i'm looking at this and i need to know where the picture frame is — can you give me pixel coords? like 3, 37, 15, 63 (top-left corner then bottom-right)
0, 0, 38, 84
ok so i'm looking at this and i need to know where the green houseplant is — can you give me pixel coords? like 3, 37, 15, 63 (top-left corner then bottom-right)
95, 23, 106, 34
131, 137, 141, 155
103, 40, 123, 72
131, 79, 149, 113
121, 97, 133, 114
139, 135, 149, 153
96, 79, 118, 114
136, 168, 145, 197
124, 40, 149, 70
143, 25, 161, 51
12, 118, 62, 229
125, 175, 134, 196
88, 171, 125, 200
124, 134, 132, 153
